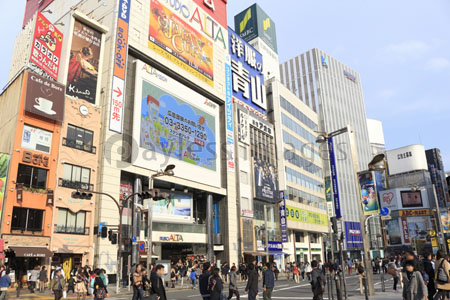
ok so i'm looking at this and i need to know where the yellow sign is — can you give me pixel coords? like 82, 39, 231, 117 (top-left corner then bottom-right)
240, 8, 252, 32
286, 206, 328, 226
399, 209, 429, 217
430, 230, 436, 237
431, 237, 438, 247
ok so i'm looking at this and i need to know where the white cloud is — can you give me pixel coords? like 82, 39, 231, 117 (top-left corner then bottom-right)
381, 40, 430, 61
425, 57, 450, 71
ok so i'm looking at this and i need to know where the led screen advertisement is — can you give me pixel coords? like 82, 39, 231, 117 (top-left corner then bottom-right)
152, 191, 192, 223
401, 191, 423, 208
132, 60, 221, 188
254, 159, 278, 203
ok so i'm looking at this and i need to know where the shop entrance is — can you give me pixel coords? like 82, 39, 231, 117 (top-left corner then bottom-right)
161, 243, 205, 262
52, 254, 82, 279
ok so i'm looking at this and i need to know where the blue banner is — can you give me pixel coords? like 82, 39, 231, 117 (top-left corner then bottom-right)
268, 241, 283, 252
279, 191, 288, 243
345, 222, 363, 249
328, 137, 342, 219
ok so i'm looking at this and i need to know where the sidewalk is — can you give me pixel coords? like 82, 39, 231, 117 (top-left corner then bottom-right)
350, 290, 401, 300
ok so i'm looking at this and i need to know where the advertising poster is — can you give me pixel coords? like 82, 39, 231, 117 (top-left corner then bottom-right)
325, 176, 332, 202
285, 206, 328, 226
24, 72, 65, 122
441, 211, 450, 233
148, 0, 214, 86
358, 171, 380, 215
0, 154, 10, 220
66, 20, 102, 104
30, 11, 63, 80
407, 216, 429, 241
152, 192, 192, 222
254, 159, 278, 202
344, 222, 363, 249
21, 125, 53, 154
401, 216, 410, 243
133, 61, 220, 188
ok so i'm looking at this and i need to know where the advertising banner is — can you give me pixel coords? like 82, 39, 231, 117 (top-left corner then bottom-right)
401, 216, 410, 243
379, 189, 399, 211
344, 222, 363, 249
109, 0, 131, 133
285, 206, 328, 226
21, 125, 53, 154
237, 108, 250, 144
254, 159, 278, 202
406, 216, 429, 241
441, 211, 450, 233
66, 20, 102, 104
148, 0, 214, 86
401, 190, 423, 208
30, 11, 63, 80
385, 218, 402, 245
152, 191, 192, 222
225, 55, 235, 172
133, 61, 221, 187
24, 72, 65, 122
228, 27, 266, 113
279, 191, 288, 243
328, 137, 342, 219
358, 171, 380, 215
268, 241, 282, 252
0, 154, 11, 220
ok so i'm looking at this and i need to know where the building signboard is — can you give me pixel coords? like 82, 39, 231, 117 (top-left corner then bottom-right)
133, 61, 221, 188
21, 125, 53, 154
66, 20, 102, 104
268, 241, 282, 252
228, 27, 266, 113
401, 216, 410, 243
24, 72, 65, 122
344, 222, 363, 249
398, 209, 429, 217
279, 191, 288, 243
386, 145, 428, 175
254, 159, 278, 203
225, 55, 234, 172
358, 171, 380, 215
285, 206, 328, 226
30, 11, 63, 81
328, 137, 342, 219
152, 191, 193, 223
0, 154, 11, 220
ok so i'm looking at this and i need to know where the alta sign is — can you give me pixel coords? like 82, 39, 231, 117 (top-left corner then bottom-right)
159, 234, 184, 242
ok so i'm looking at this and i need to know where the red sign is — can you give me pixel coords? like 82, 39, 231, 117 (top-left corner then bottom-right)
401, 217, 410, 243
193, 0, 228, 28
23, 0, 55, 28
30, 11, 63, 80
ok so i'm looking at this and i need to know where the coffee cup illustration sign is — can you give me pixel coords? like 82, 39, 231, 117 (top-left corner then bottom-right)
24, 72, 65, 122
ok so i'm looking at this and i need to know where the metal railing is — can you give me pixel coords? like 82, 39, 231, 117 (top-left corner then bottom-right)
62, 137, 97, 154
54, 224, 90, 235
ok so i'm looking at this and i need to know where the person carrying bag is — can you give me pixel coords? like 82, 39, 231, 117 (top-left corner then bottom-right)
434, 250, 450, 300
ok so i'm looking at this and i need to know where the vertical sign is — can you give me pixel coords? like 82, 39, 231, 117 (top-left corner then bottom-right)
0, 154, 11, 221
109, 0, 131, 133
358, 171, 380, 215
279, 191, 288, 243
328, 137, 342, 219
225, 55, 235, 172
401, 216, 410, 243
30, 11, 63, 80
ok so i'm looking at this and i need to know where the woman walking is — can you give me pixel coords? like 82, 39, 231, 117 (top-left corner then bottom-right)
75, 268, 87, 300
91, 269, 108, 300
434, 250, 450, 300
403, 260, 427, 300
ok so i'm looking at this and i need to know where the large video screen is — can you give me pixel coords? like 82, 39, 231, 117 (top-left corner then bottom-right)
401, 191, 423, 208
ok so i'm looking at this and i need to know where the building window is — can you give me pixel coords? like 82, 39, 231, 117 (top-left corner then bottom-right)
64, 124, 95, 153
240, 170, 248, 185
60, 164, 92, 190
310, 233, 320, 243
239, 145, 247, 160
11, 207, 44, 232
56, 208, 86, 234
16, 164, 48, 189
295, 231, 305, 243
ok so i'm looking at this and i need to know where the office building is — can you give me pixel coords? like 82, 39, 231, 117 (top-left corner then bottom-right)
426, 148, 449, 207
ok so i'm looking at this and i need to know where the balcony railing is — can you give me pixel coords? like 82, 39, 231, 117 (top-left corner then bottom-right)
11, 227, 43, 234
58, 178, 94, 191
62, 137, 96, 154
54, 224, 90, 235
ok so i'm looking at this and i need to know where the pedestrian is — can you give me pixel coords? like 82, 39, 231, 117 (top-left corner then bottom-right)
141, 268, 150, 297
0, 268, 11, 300
388, 258, 401, 292
199, 262, 212, 300
423, 252, 436, 299
300, 262, 305, 281
347, 260, 353, 276
262, 263, 274, 300
227, 266, 239, 300
221, 263, 229, 283
305, 262, 312, 281
434, 250, 450, 300
88, 271, 95, 297
150, 264, 167, 300
311, 261, 326, 300
189, 266, 197, 289
293, 264, 299, 283
68, 274, 76, 296
75, 268, 87, 300
91, 269, 108, 300
357, 262, 365, 295
285, 263, 291, 281
245, 263, 258, 300
100, 270, 108, 287
403, 260, 427, 300
29, 265, 40, 293
209, 268, 224, 300
39, 266, 48, 293
170, 267, 177, 288
50, 269, 66, 300
132, 264, 144, 300
273, 264, 279, 281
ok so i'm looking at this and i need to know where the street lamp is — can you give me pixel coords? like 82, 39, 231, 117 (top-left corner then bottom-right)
146, 165, 176, 270
316, 125, 375, 296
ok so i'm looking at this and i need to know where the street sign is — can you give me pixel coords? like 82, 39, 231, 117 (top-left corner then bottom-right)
381, 215, 392, 221
380, 207, 391, 217
139, 242, 146, 252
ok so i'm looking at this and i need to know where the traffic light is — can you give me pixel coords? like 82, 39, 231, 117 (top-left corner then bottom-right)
72, 190, 93, 200
101, 226, 108, 238
108, 230, 113, 241
331, 216, 338, 233
111, 233, 118, 244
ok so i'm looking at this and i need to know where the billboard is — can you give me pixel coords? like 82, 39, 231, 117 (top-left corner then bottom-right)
379, 190, 399, 211
66, 20, 102, 104
385, 218, 402, 245
228, 27, 266, 113
345, 222, 363, 249
24, 72, 65, 122
441, 211, 450, 233
234, 4, 278, 53
401, 191, 423, 208
133, 60, 221, 187
152, 191, 192, 223
109, 0, 131, 133
386, 145, 428, 175
358, 171, 380, 215
0, 154, 11, 220
254, 159, 278, 202
29, 11, 63, 81
285, 206, 328, 226
149, 0, 219, 87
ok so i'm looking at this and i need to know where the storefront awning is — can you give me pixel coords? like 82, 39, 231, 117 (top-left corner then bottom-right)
9, 247, 53, 258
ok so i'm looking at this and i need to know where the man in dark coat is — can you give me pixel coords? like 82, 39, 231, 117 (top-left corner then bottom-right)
150, 265, 167, 300
245, 263, 258, 300
199, 262, 212, 300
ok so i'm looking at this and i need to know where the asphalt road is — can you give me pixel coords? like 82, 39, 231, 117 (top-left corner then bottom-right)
111, 273, 395, 300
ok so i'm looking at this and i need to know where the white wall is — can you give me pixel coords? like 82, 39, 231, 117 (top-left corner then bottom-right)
387, 145, 428, 175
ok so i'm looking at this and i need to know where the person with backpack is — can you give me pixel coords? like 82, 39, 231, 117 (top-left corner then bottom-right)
434, 250, 450, 300
208, 268, 224, 300
199, 262, 212, 300
311, 261, 325, 300
403, 260, 427, 300
263, 263, 275, 300
90, 269, 108, 300
387, 258, 402, 292
245, 263, 258, 300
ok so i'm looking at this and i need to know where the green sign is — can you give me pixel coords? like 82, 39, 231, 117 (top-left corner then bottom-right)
234, 4, 278, 53
286, 206, 328, 226
325, 176, 332, 202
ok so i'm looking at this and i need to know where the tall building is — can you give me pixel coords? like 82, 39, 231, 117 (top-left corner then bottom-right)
367, 119, 386, 156
280, 49, 373, 257
426, 148, 450, 207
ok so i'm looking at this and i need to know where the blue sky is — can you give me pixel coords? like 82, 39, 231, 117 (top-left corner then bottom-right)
2, 1, 450, 169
